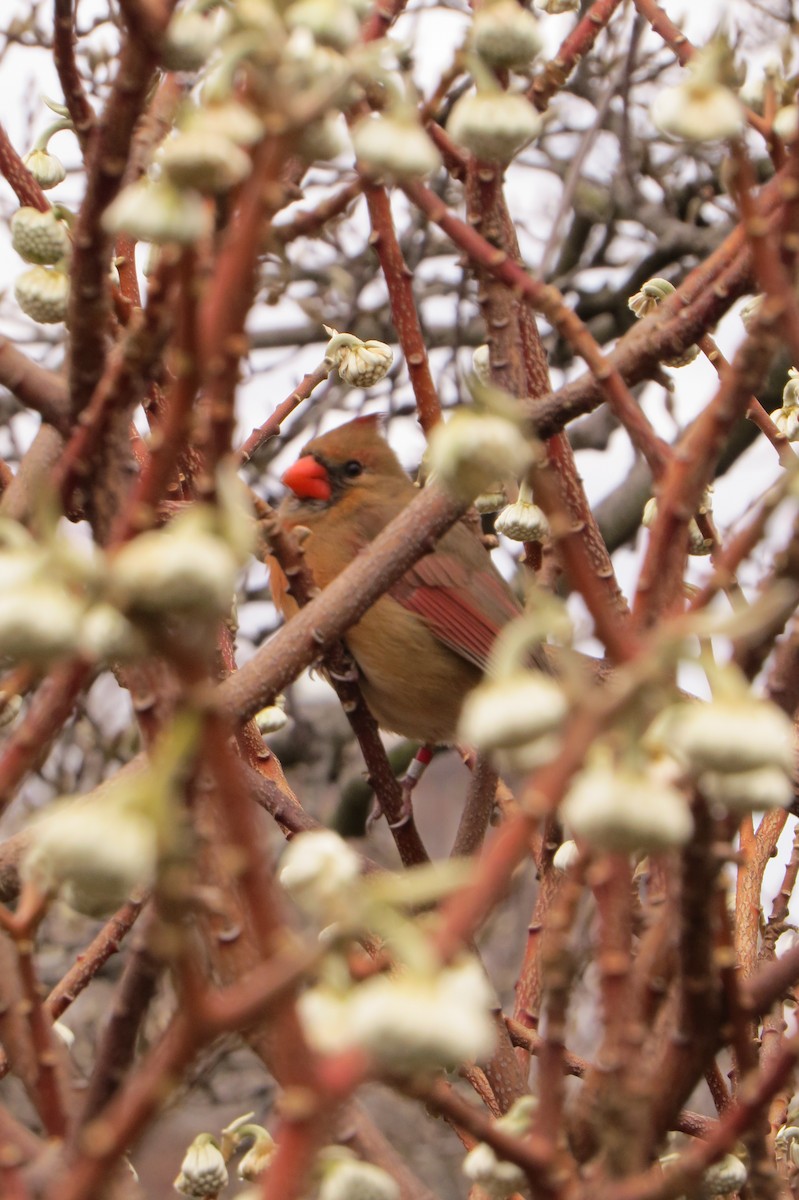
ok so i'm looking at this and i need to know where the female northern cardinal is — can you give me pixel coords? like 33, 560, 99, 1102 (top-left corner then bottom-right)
270, 415, 522, 745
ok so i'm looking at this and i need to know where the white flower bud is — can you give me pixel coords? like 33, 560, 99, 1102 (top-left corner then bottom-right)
174, 1134, 228, 1198
22, 792, 157, 917
740, 294, 764, 332
110, 521, 240, 617
641, 497, 710, 555
103, 179, 212, 245
235, 1127, 276, 1181
472, 343, 492, 384
0, 692, 22, 728
628, 276, 675, 319
181, 101, 264, 147
352, 113, 442, 180
14, 265, 69, 324
652, 42, 744, 142
474, 487, 507, 514
318, 1157, 400, 1200
472, 0, 543, 70
162, 11, 221, 71
0, 583, 84, 662
700, 1153, 748, 1196
561, 757, 693, 852
159, 131, 252, 194
699, 765, 794, 814
463, 1141, 525, 1198
774, 407, 799, 442
255, 697, 288, 734
538, 0, 578, 11
495, 496, 549, 542
299, 114, 346, 163
774, 105, 799, 142
297, 984, 356, 1055
448, 90, 542, 162
279, 829, 361, 917
23, 148, 66, 189
458, 671, 567, 769
663, 343, 700, 368
11, 207, 71, 265
79, 604, 144, 663
350, 957, 497, 1072
427, 410, 533, 501
552, 839, 580, 872
655, 696, 795, 777
324, 329, 393, 386
285, 0, 360, 51
782, 367, 799, 409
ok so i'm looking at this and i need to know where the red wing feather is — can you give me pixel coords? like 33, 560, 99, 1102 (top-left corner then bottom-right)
390, 552, 520, 671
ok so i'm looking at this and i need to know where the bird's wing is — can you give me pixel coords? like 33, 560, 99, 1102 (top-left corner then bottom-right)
389, 550, 520, 672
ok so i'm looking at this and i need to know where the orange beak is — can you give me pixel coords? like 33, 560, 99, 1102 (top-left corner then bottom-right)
281, 455, 332, 502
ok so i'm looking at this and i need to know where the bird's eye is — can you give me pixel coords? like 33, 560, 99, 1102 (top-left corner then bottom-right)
343, 460, 363, 478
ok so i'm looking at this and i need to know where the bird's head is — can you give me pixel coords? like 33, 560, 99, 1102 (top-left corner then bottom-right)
280, 415, 410, 509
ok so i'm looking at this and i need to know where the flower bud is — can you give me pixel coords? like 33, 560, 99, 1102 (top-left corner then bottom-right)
472, 343, 491, 384
539, 0, 578, 10
427, 410, 532, 502
22, 790, 157, 917
174, 1134, 228, 1198
463, 1141, 524, 1198
324, 329, 393, 387
782, 367, 799, 410
235, 1127, 276, 1181
552, 838, 580, 872
15, 265, 69, 323
352, 113, 442, 180
471, 0, 543, 70
255, 696, 288, 734
474, 486, 507, 514
561, 756, 693, 852
641, 497, 710, 556
699, 765, 794, 814
181, 101, 264, 146
495, 494, 549, 542
79, 604, 144, 663
628, 277, 674, 319
162, 11, 221, 71
652, 41, 744, 142
318, 1155, 400, 1200
700, 1154, 747, 1196
458, 670, 567, 771
159, 131, 252, 194
23, 148, 66, 189
350, 957, 497, 1072
110, 520, 240, 618
448, 90, 542, 162
11, 207, 71, 265
740, 293, 764, 332
654, 695, 795, 777
774, 407, 799, 442
279, 829, 361, 917
0, 583, 84, 662
774, 105, 799, 142
103, 179, 212, 245
285, 0, 360, 51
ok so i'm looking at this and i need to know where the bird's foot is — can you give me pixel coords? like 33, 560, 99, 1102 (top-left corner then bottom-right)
394, 745, 434, 825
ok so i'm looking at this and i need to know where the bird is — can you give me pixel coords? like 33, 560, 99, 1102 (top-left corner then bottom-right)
269, 414, 524, 746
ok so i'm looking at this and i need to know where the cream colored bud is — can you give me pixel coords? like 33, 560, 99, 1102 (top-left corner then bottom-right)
699, 765, 794, 814
463, 1142, 525, 1198
279, 829, 361, 917
628, 277, 675, 319
458, 671, 567, 763
0, 583, 84, 662
324, 329, 393, 387
297, 985, 355, 1056
110, 524, 240, 617
495, 496, 550, 542
538, 0, 578, 11
15, 265, 69, 323
174, 1134, 228, 1198
350, 957, 497, 1072
774, 407, 799, 442
318, 1158, 400, 1200
11, 207, 71, 265
299, 115, 346, 163
740, 293, 764, 332
472, 344, 491, 384
700, 1154, 747, 1196
22, 793, 157, 917
162, 11, 221, 70
561, 757, 693, 852
352, 113, 442, 180
79, 604, 144, 663
181, 101, 264, 146
472, 0, 543, 70
652, 43, 744, 142
427, 410, 532, 502
656, 696, 795, 777
664, 343, 700, 368
642, 497, 710, 555
774, 105, 799, 142
235, 1127, 276, 1181
285, 0, 360, 51
255, 697, 288, 734
23, 148, 66, 189
448, 90, 542, 162
103, 179, 212, 245
159, 131, 252, 194
474, 487, 507, 514
552, 839, 580, 872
